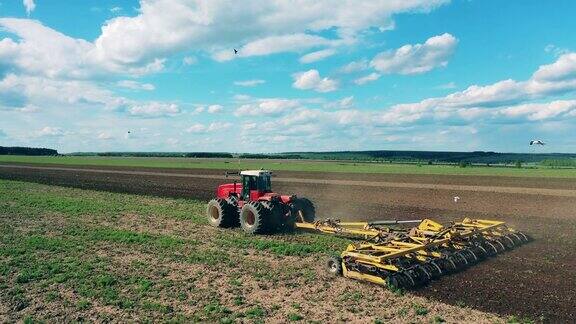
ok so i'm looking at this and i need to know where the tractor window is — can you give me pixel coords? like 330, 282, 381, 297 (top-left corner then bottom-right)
243, 176, 257, 190
258, 174, 271, 192
242, 176, 256, 200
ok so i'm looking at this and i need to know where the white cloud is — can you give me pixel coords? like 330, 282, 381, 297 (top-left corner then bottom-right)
532, 53, 576, 82
186, 122, 232, 133
0, 74, 125, 109
128, 102, 180, 117
371, 33, 458, 75
97, 132, 114, 140
37, 126, 64, 137
499, 100, 576, 121
192, 106, 205, 114
110, 7, 123, 14
117, 80, 155, 91
299, 49, 336, 64
235, 98, 301, 116
325, 96, 354, 109
2, 1, 449, 79
377, 53, 576, 125
88, 0, 448, 66
292, 69, 338, 93
186, 124, 206, 133
354, 72, 381, 85
183, 56, 197, 65
234, 79, 265, 87
23, 0, 36, 15
340, 59, 369, 74
544, 44, 569, 57
215, 34, 343, 61
207, 104, 223, 113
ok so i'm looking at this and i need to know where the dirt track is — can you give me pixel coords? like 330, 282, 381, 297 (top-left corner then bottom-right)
0, 163, 575, 322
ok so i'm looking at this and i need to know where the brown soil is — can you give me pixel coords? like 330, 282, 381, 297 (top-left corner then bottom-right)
1, 163, 575, 322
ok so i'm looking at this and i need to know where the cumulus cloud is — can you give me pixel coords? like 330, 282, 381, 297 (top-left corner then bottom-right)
299, 49, 336, 64
128, 102, 180, 117
0, 74, 124, 109
186, 122, 232, 133
23, 0, 36, 15
371, 33, 458, 75
292, 69, 338, 93
117, 80, 155, 91
378, 52, 576, 124
325, 96, 354, 109
207, 104, 223, 113
499, 100, 576, 121
234, 79, 265, 87
354, 72, 381, 85
17, 0, 445, 70
340, 59, 369, 74
235, 98, 301, 116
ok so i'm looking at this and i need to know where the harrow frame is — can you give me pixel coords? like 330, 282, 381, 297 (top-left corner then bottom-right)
296, 218, 530, 289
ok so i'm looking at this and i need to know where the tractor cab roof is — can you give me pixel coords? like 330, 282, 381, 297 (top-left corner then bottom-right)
240, 170, 271, 177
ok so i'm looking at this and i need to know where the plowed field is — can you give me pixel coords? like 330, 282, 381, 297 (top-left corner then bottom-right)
1, 163, 575, 322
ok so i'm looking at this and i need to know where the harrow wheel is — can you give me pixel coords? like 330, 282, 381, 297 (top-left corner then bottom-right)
326, 257, 343, 276
206, 198, 239, 228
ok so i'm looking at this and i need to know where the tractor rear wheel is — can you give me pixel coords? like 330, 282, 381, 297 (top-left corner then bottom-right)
240, 202, 272, 234
292, 198, 316, 223
207, 198, 239, 228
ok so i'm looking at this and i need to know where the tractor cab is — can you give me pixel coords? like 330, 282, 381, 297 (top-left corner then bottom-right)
240, 170, 272, 201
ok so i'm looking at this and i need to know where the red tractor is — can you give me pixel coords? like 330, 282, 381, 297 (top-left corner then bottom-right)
206, 170, 315, 234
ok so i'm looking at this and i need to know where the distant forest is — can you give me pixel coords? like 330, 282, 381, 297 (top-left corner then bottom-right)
66, 150, 576, 165
0, 146, 58, 156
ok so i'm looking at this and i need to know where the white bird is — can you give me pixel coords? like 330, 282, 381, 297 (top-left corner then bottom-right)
529, 140, 545, 145
453, 196, 460, 203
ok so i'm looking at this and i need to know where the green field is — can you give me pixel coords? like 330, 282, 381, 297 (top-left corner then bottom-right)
1, 155, 575, 178
0, 179, 502, 322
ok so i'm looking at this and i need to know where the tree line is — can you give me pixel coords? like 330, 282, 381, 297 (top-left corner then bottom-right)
0, 146, 59, 156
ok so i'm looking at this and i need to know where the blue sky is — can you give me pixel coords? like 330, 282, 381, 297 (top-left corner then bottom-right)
0, 0, 575, 153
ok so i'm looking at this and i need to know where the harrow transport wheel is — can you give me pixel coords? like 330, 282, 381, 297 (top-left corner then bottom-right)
326, 257, 343, 276
292, 198, 316, 223
207, 198, 239, 228
240, 202, 271, 234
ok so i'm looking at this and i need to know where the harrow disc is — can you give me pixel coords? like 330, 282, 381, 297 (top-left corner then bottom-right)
502, 235, 516, 248
517, 231, 530, 243
423, 261, 442, 279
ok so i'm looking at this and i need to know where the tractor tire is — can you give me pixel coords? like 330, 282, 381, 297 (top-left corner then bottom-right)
292, 197, 316, 223
206, 198, 239, 228
240, 202, 272, 234
262, 201, 290, 233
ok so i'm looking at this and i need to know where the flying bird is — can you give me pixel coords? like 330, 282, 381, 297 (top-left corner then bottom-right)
529, 140, 545, 145
234, 49, 239, 54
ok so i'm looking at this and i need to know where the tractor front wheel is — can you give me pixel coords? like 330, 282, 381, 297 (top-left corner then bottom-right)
207, 198, 239, 228
240, 202, 271, 234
